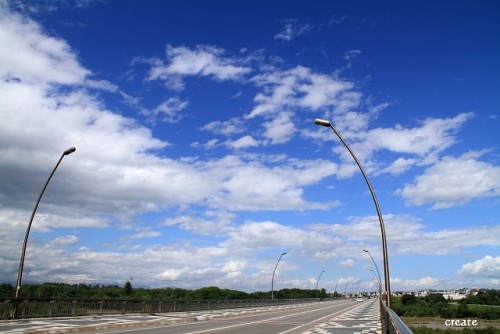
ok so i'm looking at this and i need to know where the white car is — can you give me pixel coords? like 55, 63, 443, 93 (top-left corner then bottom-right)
356, 297, 363, 302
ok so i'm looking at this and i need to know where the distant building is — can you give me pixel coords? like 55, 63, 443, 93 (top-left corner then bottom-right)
428, 288, 470, 300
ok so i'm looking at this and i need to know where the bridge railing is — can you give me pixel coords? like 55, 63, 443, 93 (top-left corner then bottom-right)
3, 296, 415, 333
0, 297, 318, 320
381, 300, 414, 334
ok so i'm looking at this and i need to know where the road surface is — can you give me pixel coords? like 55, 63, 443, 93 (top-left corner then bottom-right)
0, 298, 382, 334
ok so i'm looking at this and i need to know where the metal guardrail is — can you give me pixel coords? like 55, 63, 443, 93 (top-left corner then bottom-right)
381, 301, 414, 334
0, 297, 318, 320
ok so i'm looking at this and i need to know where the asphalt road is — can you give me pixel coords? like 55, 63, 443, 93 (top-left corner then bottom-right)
0, 298, 382, 334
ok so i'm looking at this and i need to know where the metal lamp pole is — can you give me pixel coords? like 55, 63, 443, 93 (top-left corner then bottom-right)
333, 278, 340, 297
271, 252, 287, 300
315, 270, 325, 298
314, 118, 391, 307
371, 269, 382, 296
12, 147, 76, 319
364, 249, 383, 294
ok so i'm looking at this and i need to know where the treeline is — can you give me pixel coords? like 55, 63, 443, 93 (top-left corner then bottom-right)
0, 282, 328, 300
392, 292, 500, 320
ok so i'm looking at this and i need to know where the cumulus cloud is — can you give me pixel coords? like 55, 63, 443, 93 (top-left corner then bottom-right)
458, 255, 500, 279
225, 135, 260, 149
310, 214, 500, 256
366, 113, 473, 157
263, 111, 295, 144
377, 157, 418, 176
396, 151, 500, 208
248, 66, 356, 118
0, 5, 89, 85
148, 45, 251, 90
312, 112, 476, 179
391, 276, 443, 289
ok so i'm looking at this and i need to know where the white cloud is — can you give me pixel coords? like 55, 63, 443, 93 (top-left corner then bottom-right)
49, 235, 79, 246
344, 49, 361, 61
159, 267, 189, 281
148, 45, 251, 89
366, 113, 473, 157
191, 139, 219, 150
274, 21, 313, 41
458, 255, 500, 279
263, 111, 295, 144
0, 5, 89, 85
249, 66, 356, 118
201, 117, 245, 136
310, 214, 500, 256
396, 151, 500, 208
162, 211, 235, 236
149, 97, 188, 123
314, 112, 475, 179
339, 259, 355, 267
224, 221, 302, 250
391, 276, 443, 290
204, 156, 338, 211
225, 135, 260, 149
377, 157, 418, 176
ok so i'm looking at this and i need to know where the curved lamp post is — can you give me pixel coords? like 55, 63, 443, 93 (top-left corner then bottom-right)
364, 249, 382, 294
315, 270, 325, 298
333, 278, 340, 297
12, 147, 76, 319
314, 118, 391, 307
271, 252, 287, 300
371, 269, 382, 296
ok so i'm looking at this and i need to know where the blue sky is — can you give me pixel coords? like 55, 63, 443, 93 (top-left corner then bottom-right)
0, 0, 499, 294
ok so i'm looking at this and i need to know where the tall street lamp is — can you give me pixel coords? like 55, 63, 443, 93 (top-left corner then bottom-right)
333, 278, 340, 297
12, 147, 76, 319
314, 118, 391, 307
315, 270, 325, 298
371, 269, 382, 296
271, 252, 287, 300
363, 249, 382, 295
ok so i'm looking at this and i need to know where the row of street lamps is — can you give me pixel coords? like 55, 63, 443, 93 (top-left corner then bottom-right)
269, 249, 385, 300
12, 117, 392, 318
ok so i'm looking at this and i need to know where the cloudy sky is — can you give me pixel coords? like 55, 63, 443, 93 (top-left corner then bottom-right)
1, 0, 499, 294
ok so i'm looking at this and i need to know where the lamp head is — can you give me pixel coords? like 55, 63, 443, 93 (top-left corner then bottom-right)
64, 147, 76, 155
314, 119, 331, 127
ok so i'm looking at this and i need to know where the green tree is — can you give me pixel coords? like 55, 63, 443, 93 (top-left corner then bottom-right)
401, 293, 417, 305
124, 281, 133, 296
0, 283, 14, 297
